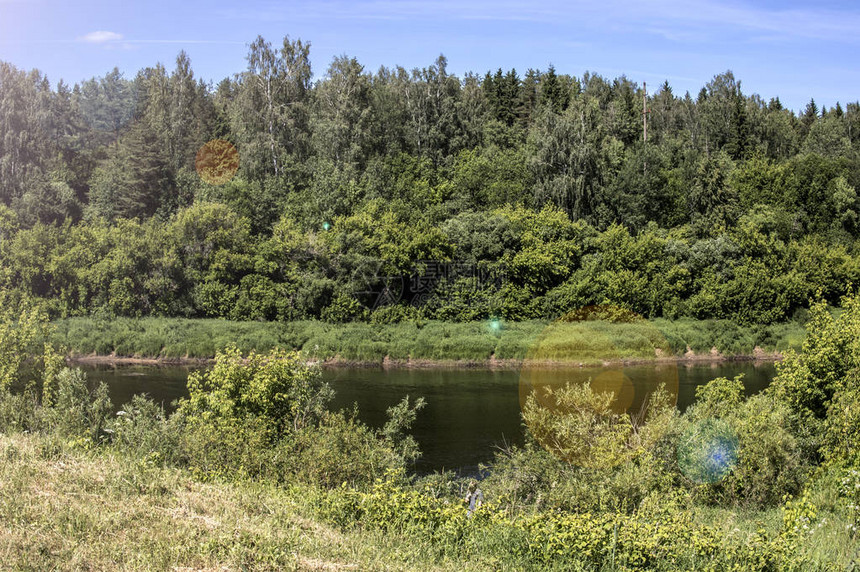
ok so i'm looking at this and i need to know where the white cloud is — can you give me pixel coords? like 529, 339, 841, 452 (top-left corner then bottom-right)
78, 30, 123, 44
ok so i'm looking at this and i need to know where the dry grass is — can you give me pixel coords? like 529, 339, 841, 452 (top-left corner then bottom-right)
0, 433, 483, 572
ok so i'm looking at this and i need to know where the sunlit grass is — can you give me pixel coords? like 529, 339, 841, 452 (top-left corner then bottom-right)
0, 432, 480, 571
52, 316, 806, 364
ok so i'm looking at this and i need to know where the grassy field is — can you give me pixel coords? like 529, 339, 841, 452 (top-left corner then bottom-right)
0, 432, 476, 571
1, 431, 855, 571
51, 316, 807, 364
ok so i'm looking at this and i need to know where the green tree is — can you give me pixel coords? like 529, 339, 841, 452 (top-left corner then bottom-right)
802, 115, 852, 158
687, 150, 738, 232
77, 67, 135, 147
395, 55, 462, 164
312, 55, 372, 170
0, 63, 55, 212
530, 98, 607, 222
231, 35, 312, 179
698, 71, 750, 159
539, 64, 567, 114
770, 295, 860, 423
86, 119, 172, 221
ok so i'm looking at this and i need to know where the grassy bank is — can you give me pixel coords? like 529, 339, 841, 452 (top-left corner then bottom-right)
0, 432, 466, 571
52, 316, 807, 365
1, 431, 854, 571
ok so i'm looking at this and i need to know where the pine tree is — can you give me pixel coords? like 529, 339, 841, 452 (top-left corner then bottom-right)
540, 65, 565, 114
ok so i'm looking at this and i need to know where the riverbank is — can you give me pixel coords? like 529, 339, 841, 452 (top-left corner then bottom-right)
0, 432, 460, 571
66, 351, 785, 369
1, 430, 852, 571
53, 316, 805, 368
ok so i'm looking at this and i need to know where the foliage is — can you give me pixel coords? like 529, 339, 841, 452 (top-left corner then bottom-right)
5, 42, 860, 570
280, 408, 401, 488
108, 394, 182, 465
178, 346, 332, 438
41, 367, 113, 443
2, 52, 860, 326
0, 292, 54, 391
380, 395, 427, 464
522, 382, 674, 469
770, 294, 860, 424
316, 472, 821, 570
682, 376, 810, 507
1, 269, 860, 568
823, 378, 860, 467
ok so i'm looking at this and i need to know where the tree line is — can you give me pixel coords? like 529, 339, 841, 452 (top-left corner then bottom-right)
1, 35, 859, 323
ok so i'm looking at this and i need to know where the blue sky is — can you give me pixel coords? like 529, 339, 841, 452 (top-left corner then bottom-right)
1, 0, 858, 113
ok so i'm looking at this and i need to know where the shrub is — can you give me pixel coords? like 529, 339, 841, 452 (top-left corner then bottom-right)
278, 409, 397, 488
680, 376, 810, 507
380, 396, 426, 465
0, 390, 39, 433
177, 412, 273, 481
108, 394, 182, 465
369, 303, 422, 325
178, 346, 332, 438
486, 442, 675, 515
770, 294, 860, 422
42, 368, 112, 443
0, 292, 55, 392
822, 377, 860, 467
521, 382, 674, 469
320, 294, 367, 323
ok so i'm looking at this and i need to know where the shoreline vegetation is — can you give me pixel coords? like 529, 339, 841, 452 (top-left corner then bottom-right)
54, 316, 804, 368
3, 296, 858, 570
2, 429, 851, 572
67, 351, 786, 369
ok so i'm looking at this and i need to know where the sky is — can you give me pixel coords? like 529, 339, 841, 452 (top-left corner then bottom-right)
1, 0, 858, 113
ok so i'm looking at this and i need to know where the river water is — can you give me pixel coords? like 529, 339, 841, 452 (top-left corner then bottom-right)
80, 361, 777, 475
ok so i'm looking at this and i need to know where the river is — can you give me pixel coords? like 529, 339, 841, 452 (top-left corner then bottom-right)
80, 361, 777, 475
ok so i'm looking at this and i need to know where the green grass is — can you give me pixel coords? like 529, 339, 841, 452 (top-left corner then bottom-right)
1, 431, 855, 571
0, 432, 486, 571
51, 316, 807, 364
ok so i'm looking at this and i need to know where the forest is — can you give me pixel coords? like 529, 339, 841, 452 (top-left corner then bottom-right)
2, 33, 860, 570
2, 35, 859, 325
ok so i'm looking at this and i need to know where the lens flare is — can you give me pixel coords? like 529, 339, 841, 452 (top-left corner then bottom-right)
519, 305, 679, 469
590, 369, 635, 414
195, 139, 239, 185
677, 418, 739, 484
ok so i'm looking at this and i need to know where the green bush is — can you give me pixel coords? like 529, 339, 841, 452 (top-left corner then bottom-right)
178, 346, 332, 438
522, 382, 674, 469
680, 376, 810, 507
486, 442, 675, 515
0, 292, 55, 392
0, 389, 40, 433
108, 394, 182, 465
822, 377, 860, 467
320, 294, 367, 323
278, 409, 398, 488
771, 294, 860, 422
177, 413, 274, 481
42, 368, 112, 443
369, 303, 423, 325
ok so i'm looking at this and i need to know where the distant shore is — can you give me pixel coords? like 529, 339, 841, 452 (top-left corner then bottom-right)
65, 346, 785, 369
53, 315, 800, 369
